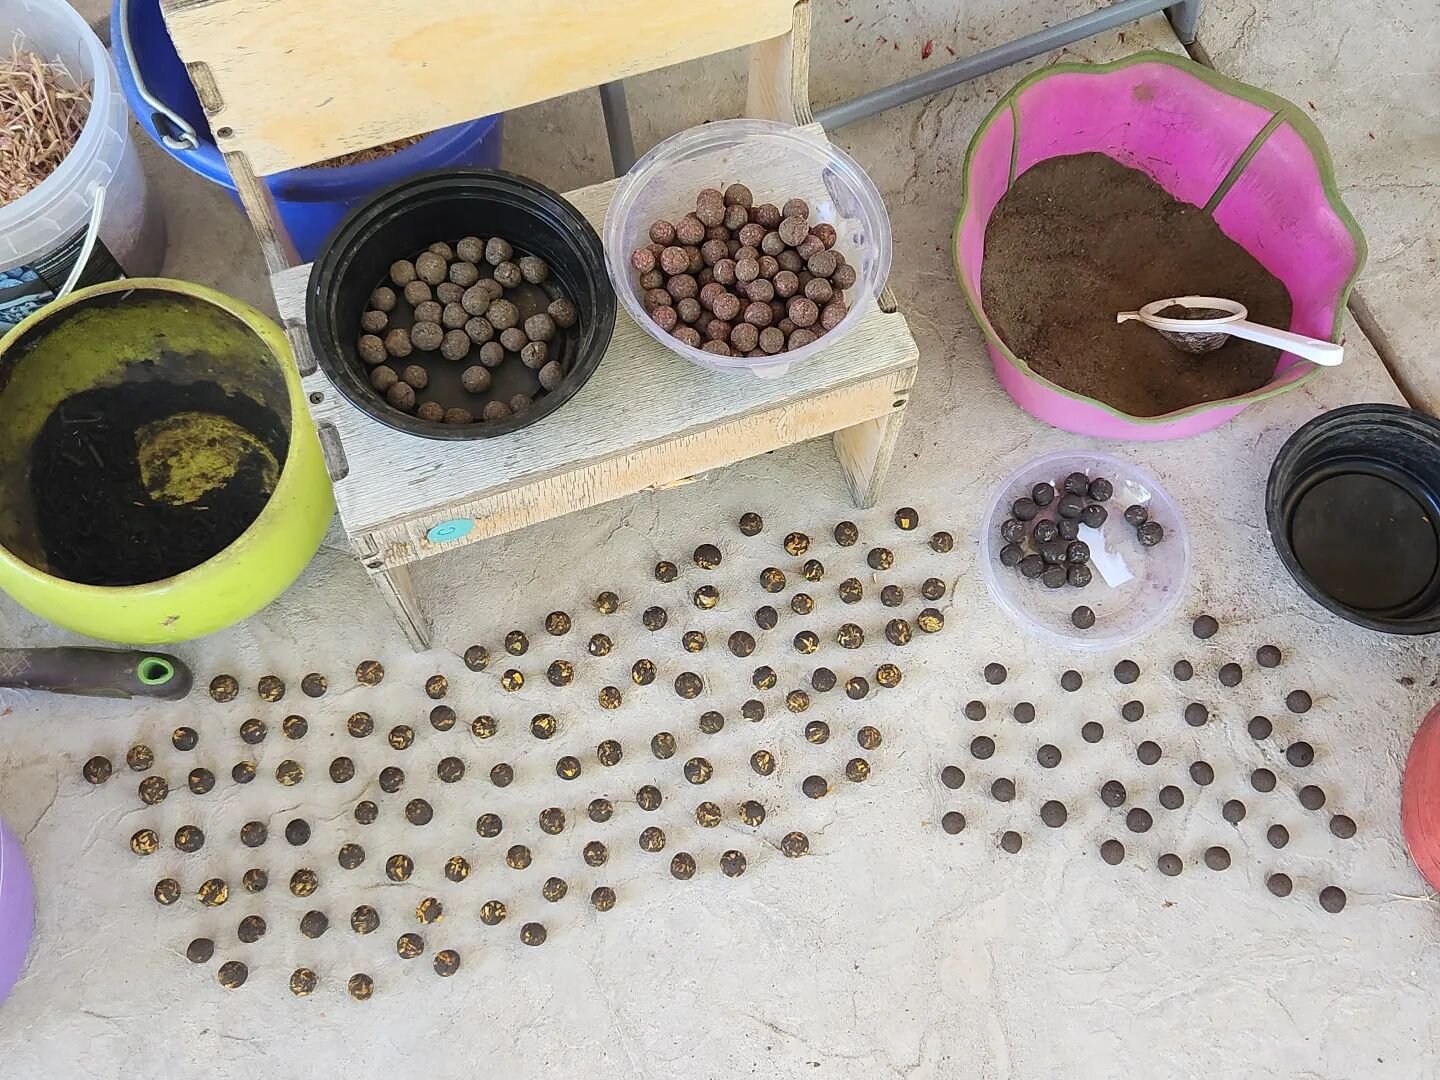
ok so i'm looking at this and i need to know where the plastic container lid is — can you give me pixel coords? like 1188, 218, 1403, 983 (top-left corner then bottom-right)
604, 119, 892, 378
0, 0, 130, 268
979, 450, 1191, 650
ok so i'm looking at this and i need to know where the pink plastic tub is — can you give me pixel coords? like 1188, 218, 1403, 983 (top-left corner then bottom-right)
952, 51, 1366, 440
0, 816, 34, 1005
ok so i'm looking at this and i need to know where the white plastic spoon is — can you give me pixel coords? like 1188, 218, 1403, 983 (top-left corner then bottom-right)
1116, 295, 1343, 366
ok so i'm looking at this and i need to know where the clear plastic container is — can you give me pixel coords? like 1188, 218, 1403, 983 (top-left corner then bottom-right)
979, 451, 1191, 650
604, 119, 892, 378
0, 0, 164, 333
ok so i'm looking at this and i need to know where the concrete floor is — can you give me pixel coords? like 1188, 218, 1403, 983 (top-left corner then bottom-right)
1, 2, 1438, 1077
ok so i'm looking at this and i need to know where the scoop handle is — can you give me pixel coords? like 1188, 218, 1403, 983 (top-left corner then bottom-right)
0, 648, 193, 700
1220, 320, 1344, 366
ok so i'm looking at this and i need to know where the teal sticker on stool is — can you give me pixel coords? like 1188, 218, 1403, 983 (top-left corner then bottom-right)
427, 519, 474, 544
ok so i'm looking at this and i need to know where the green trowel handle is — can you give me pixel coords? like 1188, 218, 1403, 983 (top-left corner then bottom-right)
0, 648, 193, 700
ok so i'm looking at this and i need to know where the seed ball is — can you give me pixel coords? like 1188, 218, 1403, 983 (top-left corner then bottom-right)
1040, 799, 1068, 828
1331, 814, 1357, 839
1190, 614, 1220, 640
857, 726, 883, 751
482, 400, 512, 421
1070, 605, 1096, 629
742, 301, 773, 329
943, 814, 969, 837
435, 328, 469, 362
232, 762, 256, 784
1187, 760, 1215, 786
1126, 808, 1153, 833
409, 326, 443, 361
1200, 846, 1231, 872
433, 302, 465, 331
545, 296, 578, 330
496, 327, 527, 354
1286, 689, 1313, 714
138, 775, 169, 805
402, 282, 433, 311
996, 831, 1023, 854
1299, 784, 1327, 810
1098, 780, 1126, 807
1081, 721, 1104, 744
370, 359, 401, 390
786, 296, 820, 329
1154, 852, 1183, 877
1256, 644, 1283, 668
529, 359, 563, 393
1248, 714, 1274, 740
358, 334, 387, 366
1264, 823, 1291, 850
1098, 839, 1126, 866
1223, 798, 1247, 823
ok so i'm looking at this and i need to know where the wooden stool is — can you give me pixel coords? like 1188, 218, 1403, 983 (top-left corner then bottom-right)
160, 0, 920, 648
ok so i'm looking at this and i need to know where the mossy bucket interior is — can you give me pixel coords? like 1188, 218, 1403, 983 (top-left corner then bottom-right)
0, 279, 334, 644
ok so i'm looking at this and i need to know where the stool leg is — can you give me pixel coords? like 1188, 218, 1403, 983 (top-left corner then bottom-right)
833, 406, 907, 509
369, 563, 431, 651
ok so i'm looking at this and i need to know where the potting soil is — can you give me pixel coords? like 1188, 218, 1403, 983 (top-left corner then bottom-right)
29, 379, 286, 585
981, 152, 1293, 417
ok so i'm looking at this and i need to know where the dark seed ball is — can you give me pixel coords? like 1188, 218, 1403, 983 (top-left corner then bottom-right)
1137, 521, 1165, 546
216, 961, 248, 990
1286, 689, 1313, 714
790, 592, 814, 616
790, 629, 817, 655
282, 714, 308, 740
299, 910, 330, 940
1120, 700, 1145, 723
1158, 785, 1185, 811
1173, 659, 1194, 681
1299, 784, 1327, 810
885, 619, 912, 647
1031, 519, 1058, 545
1065, 541, 1090, 565
198, 877, 231, 906
1056, 494, 1084, 519
1157, 853, 1184, 877
670, 852, 697, 880
256, 674, 286, 702
1184, 702, 1209, 727
1000, 831, 1023, 854
1040, 801, 1068, 828
1189, 760, 1215, 785
638, 826, 667, 853
126, 744, 155, 771
630, 660, 656, 688
1191, 614, 1220, 639
1218, 663, 1243, 687
1037, 744, 1061, 768
1251, 768, 1277, 792
355, 801, 379, 825
804, 720, 829, 744
750, 749, 776, 776
808, 667, 837, 694
1248, 715, 1273, 740
941, 765, 965, 789
490, 762, 515, 787
1030, 481, 1055, 507
1256, 644, 1283, 668
879, 584, 904, 608
1058, 518, 1081, 541
544, 610, 573, 637
875, 663, 902, 690
752, 666, 778, 691
208, 674, 240, 702
388, 725, 414, 751
1000, 518, 1027, 545
1319, 885, 1347, 913
396, 931, 425, 960
755, 605, 779, 630
556, 755, 582, 780
1060, 472, 1088, 497
836, 623, 864, 650
1040, 542, 1067, 567
866, 547, 894, 571
1086, 476, 1113, 501
984, 663, 1007, 685
1080, 503, 1108, 529
339, 843, 366, 870
642, 606, 669, 633
857, 725, 882, 750
1070, 605, 1096, 629
789, 686, 815, 711
240, 820, 268, 848
838, 577, 864, 603
939, 811, 966, 835
919, 578, 945, 602
231, 761, 256, 784
130, 828, 160, 856
759, 566, 787, 593
285, 818, 312, 846
801, 774, 829, 800
845, 676, 870, 699
683, 757, 714, 785
999, 544, 1024, 568
970, 736, 995, 760
1126, 808, 1153, 833
1223, 799, 1247, 823
1137, 741, 1161, 765
1100, 839, 1126, 865
893, 507, 920, 531
188, 768, 215, 795
186, 937, 216, 964
404, 798, 434, 826
1013, 701, 1036, 724
1082, 721, 1104, 743
154, 878, 182, 906
1101, 780, 1127, 807
82, 755, 112, 785
1330, 814, 1357, 839
1267, 824, 1290, 849
1114, 660, 1140, 684
1123, 504, 1149, 528
170, 726, 199, 752
964, 700, 986, 721
1203, 846, 1231, 871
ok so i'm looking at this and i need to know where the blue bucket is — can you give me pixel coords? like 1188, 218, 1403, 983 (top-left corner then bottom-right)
111, 0, 504, 262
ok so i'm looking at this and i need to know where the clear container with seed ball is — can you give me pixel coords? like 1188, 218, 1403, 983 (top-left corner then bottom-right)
979, 450, 1190, 650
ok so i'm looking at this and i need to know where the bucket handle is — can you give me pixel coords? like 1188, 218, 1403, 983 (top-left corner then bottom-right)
117, 0, 200, 151
57, 185, 107, 302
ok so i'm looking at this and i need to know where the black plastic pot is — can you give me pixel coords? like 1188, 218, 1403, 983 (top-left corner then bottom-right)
307, 169, 615, 440
1267, 403, 1440, 634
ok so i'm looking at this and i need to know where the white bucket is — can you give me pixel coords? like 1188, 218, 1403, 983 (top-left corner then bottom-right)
0, 0, 165, 332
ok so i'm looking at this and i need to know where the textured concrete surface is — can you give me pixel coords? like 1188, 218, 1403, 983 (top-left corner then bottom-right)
1197, 0, 1440, 410
2, 2, 1438, 1077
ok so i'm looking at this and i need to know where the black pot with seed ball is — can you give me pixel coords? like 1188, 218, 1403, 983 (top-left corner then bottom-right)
309, 170, 616, 440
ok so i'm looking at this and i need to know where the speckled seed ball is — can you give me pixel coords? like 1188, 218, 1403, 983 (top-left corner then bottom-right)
518, 254, 549, 284
482, 400, 510, 421
484, 237, 513, 266
458, 365, 491, 394
487, 299, 519, 331
785, 296, 818, 328
448, 259, 479, 287
726, 322, 757, 353
410, 322, 443, 352
754, 327, 781, 354
412, 300, 442, 325
386, 382, 415, 411
401, 364, 428, 390
493, 261, 521, 289
479, 340, 505, 368
821, 300, 848, 330
390, 259, 417, 287
417, 401, 444, 423
357, 334, 387, 365
496, 328, 525, 354
437, 282, 463, 304
369, 365, 399, 393
534, 360, 563, 392
456, 236, 484, 263
444, 408, 472, 425
370, 285, 398, 312
440, 329, 470, 361
438, 303, 467, 332
520, 341, 547, 369
360, 309, 388, 335
380, 329, 411, 361
413, 251, 445, 286
676, 214, 706, 245
403, 280, 431, 308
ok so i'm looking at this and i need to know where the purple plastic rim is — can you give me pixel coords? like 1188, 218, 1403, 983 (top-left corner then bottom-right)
0, 816, 35, 1006
951, 50, 1367, 440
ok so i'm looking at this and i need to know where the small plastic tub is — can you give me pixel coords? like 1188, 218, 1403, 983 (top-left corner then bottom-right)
979, 450, 1191, 650
0, 0, 164, 334
0, 815, 35, 1006
1267, 403, 1440, 634
308, 169, 615, 440
604, 120, 891, 378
